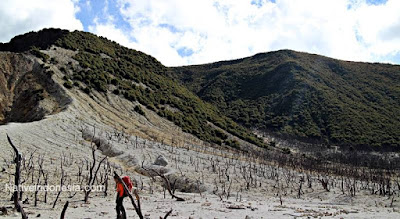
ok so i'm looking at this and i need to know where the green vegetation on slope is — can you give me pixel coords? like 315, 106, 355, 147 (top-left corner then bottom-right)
169, 51, 400, 148
51, 30, 262, 148
1, 29, 260, 148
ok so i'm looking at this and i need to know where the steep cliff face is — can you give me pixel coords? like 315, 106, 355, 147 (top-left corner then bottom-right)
0, 52, 71, 124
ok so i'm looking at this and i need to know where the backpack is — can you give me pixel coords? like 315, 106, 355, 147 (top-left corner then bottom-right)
122, 176, 133, 194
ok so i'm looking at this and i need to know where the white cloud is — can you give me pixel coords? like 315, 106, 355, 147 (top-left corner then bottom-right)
0, 0, 83, 43
353, 0, 400, 58
105, 0, 400, 66
4, 0, 396, 66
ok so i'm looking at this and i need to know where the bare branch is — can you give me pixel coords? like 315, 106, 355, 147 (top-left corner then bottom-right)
6, 134, 28, 219
60, 201, 69, 219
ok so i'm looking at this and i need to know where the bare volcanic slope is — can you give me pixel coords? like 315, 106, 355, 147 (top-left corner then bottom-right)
169, 50, 400, 149
0, 28, 265, 149
0, 52, 71, 124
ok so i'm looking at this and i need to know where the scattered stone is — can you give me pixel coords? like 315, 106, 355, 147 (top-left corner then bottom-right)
227, 204, 246, 210
201, 202, 212, 207
0, 207, 7, 215
154, 155, 168, 166
36, 213, 41, 217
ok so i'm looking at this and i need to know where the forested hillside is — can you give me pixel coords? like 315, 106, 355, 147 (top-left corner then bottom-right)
170, 50, 400, 148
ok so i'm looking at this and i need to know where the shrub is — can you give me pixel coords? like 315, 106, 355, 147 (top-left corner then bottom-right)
225, 139, 240, 149
30, 46, 49, 62
63, 81, 73, 89
82, 87, 91, 94
134, 105, 145, 116
113, 89, 120, 95
214, 129, 228, 140
46, 70, 54, 76
282, 148, 291, 154
110, 78, 119, 86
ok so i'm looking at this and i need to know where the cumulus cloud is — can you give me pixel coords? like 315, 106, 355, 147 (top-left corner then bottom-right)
88, 20, 136, 48
353, 0, 400, 57
0, 0, 83, 43
84, 0, 398, 66
3, 0, 399, 66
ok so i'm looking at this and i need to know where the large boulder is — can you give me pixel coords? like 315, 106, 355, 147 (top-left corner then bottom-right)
81, 128, 123, 157
136, 165, 172, 177
153, 155, 168, 166
119, 154, 139, 167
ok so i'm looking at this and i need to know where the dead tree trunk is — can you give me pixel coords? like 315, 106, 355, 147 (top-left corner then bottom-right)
60, 201, 69, 219
83, 126, 107, 203
84, 145, 107, 203
34, 171, 41, 207
148, 169, 185, 201
160, 209, 173, 219
298, 176, 304, 199
7, 134, 28, 219
318, 178, 330, 192
53, 155, 66, 208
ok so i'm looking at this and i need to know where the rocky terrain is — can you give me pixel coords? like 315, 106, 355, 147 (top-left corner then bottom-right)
0, 52, 71, 124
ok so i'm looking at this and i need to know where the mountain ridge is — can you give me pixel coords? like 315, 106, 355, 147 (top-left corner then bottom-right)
169, 49, 400, 148
0, 28, 266, 149
1, 28, 399, 149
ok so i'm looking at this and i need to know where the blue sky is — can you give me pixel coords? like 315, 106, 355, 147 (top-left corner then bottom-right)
366, 0, 387, 5
0, 0, 399, 66
76, 0, 130, 33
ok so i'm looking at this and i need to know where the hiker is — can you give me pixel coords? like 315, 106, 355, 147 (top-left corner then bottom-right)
114, 174, 133, 219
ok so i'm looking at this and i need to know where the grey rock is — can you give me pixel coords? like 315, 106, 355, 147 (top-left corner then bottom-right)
154, 155, 168, 166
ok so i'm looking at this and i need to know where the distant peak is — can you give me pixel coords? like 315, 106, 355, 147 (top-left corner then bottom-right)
0, 28, 70, 52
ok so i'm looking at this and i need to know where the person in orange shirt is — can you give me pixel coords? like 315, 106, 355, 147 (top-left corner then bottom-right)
114, 175, 127, 219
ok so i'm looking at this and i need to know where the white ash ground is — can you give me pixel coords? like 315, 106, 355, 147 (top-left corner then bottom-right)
1, 111, 399, 219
